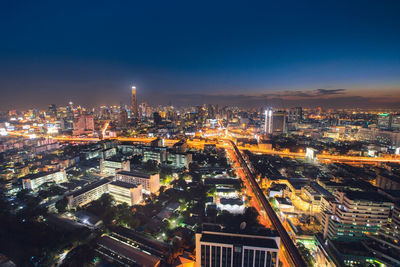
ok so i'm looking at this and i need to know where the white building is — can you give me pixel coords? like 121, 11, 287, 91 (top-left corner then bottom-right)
196, 224, 280, 267
108, 181, 142, 206
22, 170, 67, 191
115, 170, 160, 194
100, 158, 130, 176
264, 108, 273, 134
67, 179, 110, 208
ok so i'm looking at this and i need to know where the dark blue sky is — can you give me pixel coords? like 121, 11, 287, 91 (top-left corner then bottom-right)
1, 0, 399, 109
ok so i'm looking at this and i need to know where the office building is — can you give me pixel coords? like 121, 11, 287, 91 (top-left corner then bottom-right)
377, 113, 393, 130
392, 114, 400, 131
131, 86, 138, 118
108, 181, 142, 206
72, 114, 95, 135
48, 104, 57, 118
195, 224, 280, 267
321, 191, 393, 240
22, 170, 67, 191
264, 108, 273, 134
272, 111, 287, 133
115, 170, 160, 194
289, 107, 303, 123
118, 109, 128, 128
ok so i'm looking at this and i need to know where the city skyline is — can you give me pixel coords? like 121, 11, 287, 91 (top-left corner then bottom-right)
2, 1, 400, 266
1, 1, 400, 109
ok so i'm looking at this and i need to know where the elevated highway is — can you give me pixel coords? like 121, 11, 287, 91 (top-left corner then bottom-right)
224, 139, 307, 267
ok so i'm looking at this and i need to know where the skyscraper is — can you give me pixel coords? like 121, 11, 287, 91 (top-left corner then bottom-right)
48, 104, 57, 118
377, 113, 393, 130
289, 107, 303, 123
131, 86, 137, 118
118, 109, 128, 128
264, 107, 273, 134
272, 111, 287, 133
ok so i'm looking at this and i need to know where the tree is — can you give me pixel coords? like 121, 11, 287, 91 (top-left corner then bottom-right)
16, 189, 30, 201
56, 197, 68, 213
144, 160, 158, 172
61, 244, 95, 267
296, 242, 314, 266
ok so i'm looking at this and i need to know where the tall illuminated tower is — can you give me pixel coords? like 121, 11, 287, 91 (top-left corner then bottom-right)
131, 86, 138, 118
264, 107, 273, 134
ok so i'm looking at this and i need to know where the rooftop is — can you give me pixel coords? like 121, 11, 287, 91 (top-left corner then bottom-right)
110, 180, 139, 189
69, 178, 110, 197
344, 190, 392, 203
117, 170, 151, 179
22, 170, 63, 180
200, 233, 278, 249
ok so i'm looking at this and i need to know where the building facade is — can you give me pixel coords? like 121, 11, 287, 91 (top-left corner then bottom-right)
67, 179, 110, 208
195, 225, 280, 267
22, 170, 67, 190
100, 158, 130, 176
321, 191, 393, 240
115, 170, 160, 194
108, 181, 142, 206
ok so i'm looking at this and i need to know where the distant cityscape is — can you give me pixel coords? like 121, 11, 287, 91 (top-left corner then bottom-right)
0, 84, 399, 267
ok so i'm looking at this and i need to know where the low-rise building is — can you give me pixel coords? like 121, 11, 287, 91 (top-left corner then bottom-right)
67, 178, 110, 208
115, 170, 160, 194
22, 170, 67, 190
166, 152, 192, 169
108, 181, 142, 206
100, 158, 130, 176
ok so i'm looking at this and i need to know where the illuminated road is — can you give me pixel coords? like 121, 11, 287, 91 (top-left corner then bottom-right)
224, 139, 307, 267
5, 131, 400, 164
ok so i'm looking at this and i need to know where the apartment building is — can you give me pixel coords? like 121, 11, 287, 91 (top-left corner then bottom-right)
108, 181, 142, 206
115, 170, 160, 194
22, 169, 67, 191
67, 179, 110, 208
100, 157, 130, 176
321, 191, 393, 240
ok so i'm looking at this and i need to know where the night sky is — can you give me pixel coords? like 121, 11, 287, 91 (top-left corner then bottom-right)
0, 0, 399, 109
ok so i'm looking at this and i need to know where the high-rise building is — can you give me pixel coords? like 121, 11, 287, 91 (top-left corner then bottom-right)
377, 113, 393, 130
264, 107, 273, 134
321, 191, 392, 240
195, 224, 280, 267
72, 114, 95, 135
131, 86, 137, 118
272, 111, 287, 133
48, 104, 57, 118
392, 114, 400, 131
118, 109, 128, 128
289, 107, 303, 123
